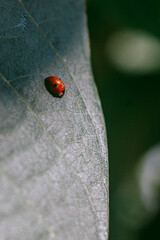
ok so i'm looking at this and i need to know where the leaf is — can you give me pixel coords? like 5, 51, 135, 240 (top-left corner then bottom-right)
0, 0, 109, 239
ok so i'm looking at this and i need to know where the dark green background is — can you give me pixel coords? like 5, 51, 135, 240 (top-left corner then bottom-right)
87, 0, 160, 239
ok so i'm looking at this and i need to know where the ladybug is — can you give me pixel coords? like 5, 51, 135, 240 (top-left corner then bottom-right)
45, 76, 65, 98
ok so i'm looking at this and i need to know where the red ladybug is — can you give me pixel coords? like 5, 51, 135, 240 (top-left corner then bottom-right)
45, 76, 65, 97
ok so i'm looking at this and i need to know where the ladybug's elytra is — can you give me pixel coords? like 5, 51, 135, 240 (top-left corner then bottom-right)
45, 76, 65, 97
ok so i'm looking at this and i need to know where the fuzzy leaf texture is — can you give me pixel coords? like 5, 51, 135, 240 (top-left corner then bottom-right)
0, 0, 109, 239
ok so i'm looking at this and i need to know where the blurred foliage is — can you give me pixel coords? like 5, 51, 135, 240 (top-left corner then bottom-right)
87, 0, 160, 239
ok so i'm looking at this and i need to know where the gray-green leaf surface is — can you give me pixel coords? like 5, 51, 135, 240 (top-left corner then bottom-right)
0, 0, 109, 239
